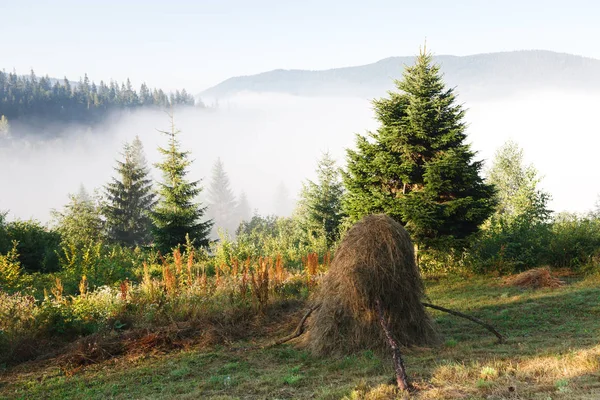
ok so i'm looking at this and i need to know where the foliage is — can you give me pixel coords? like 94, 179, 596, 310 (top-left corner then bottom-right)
343, 47, 496, 251
547, 212, 600, 271
234, 214, 314, 266
467, 141, 552, 274
0, 218, 61, 273
297, 152, 345, 247
486, 140, 551, 224
52, 186, 105, 248
207, 158, 238, 237
151, 115, 213, 253
0, 241, 23, 290
103, 136, 156, 247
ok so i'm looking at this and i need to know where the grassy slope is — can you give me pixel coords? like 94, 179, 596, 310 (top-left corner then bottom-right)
1, 274, 600, 400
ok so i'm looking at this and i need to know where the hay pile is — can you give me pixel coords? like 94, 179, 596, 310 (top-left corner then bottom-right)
305, 214, 438, 355
504, 267, 564, 289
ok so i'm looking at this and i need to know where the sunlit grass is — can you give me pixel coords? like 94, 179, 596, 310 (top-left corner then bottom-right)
2, 273, 600, 399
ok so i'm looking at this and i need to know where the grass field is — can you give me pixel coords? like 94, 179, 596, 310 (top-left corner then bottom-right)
1, 273, 599, 399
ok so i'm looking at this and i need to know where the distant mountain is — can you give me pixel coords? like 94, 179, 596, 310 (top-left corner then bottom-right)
200, 50, 600, 101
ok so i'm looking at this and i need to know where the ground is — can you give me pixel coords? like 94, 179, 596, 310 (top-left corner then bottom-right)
1, 273, 599, 399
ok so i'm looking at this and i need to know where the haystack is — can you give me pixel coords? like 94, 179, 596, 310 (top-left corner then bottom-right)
504, 267, 564, 289
305, 214, 438, 355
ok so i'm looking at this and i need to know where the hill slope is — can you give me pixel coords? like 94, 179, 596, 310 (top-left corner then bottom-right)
200, 50, 600, 100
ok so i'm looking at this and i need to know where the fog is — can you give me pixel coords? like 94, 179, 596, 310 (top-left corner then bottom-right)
1, 90, 598, 224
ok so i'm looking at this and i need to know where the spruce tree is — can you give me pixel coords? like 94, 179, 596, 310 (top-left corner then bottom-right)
207, 158, 237, 236
103, 136, 156, 247
235, 191, 251, 224
151, 115, 212, 252
274, 182, 293, 217
343, 47, 496, 250
298, 152, 345, 247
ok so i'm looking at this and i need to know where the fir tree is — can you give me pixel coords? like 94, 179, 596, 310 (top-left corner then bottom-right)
274, 182, 293, 217
103, 136, 156, 247
151, 115, 212, 252
343, 47, 496, 250
298, 152, 345, 247
235, 191, 251, 224
207, 158, 237, 236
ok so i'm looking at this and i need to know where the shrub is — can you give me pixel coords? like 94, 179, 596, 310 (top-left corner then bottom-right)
547, 213, 600, 271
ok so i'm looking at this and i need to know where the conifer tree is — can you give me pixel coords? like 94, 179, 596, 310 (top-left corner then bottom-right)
235, 191, 251, 224
343, 47, 496, 250
103, 136, 156, 247
207, 158, 238, 236
274, 182, 293, 217
298, 152, 345, 247
151, 115, 212, 252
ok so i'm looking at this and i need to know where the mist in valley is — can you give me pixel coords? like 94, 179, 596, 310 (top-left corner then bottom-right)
1, 88, 598, 225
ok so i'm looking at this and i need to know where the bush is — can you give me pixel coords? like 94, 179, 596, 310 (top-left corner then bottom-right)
547, 213, 600, 271
0, 218, 61, 273
467, 217, 551, 274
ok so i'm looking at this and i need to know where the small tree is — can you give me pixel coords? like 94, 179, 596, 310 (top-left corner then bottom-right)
0, 115, 9, 137
235, 191, 251, 224
487, 140, 551, 224
274, 182, 294, 217
207, 158, 238, 237
470, 141, 552, 272
343, 47, 495, 251
52, 186, 105, 247
151, 115, 212, 253
103, 136, 156, 247
297, 152, 345, 247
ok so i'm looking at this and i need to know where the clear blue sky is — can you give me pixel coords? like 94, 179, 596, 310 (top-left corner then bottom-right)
1, 0, 598, 92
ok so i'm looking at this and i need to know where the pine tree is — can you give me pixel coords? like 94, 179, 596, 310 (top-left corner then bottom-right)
151, 115, 212, 252
343, 47, 496, 250
103, 136, 156, 247
235, 191, 251, 224
298, 152, 345, 247
274, 182, 293, 217
207, 158, 238, 236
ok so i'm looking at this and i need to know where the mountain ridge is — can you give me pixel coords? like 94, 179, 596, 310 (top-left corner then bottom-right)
199, 50, 600, 101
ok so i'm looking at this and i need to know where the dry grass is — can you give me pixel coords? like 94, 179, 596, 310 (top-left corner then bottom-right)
504, 267, 564, 289
306, 214, 438, 355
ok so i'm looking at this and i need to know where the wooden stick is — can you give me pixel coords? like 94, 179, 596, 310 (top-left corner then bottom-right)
265, 304, 320, 348
421, 302, 505, 344
375, 299, 411, 391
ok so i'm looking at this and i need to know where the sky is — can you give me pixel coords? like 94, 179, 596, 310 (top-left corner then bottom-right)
1, 0, 599, 93
0, 0, 599, 221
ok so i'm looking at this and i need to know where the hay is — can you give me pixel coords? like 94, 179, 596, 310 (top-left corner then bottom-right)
305, 214, 438, 355
504, 267, 564, 289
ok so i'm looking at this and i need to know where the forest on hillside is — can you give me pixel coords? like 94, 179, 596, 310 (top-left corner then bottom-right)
0, 69, 197, 137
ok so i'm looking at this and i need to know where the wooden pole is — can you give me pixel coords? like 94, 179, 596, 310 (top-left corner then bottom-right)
375, 299, 411, 391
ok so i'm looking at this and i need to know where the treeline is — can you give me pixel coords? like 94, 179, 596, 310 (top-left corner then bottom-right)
0, 69, 197, 131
